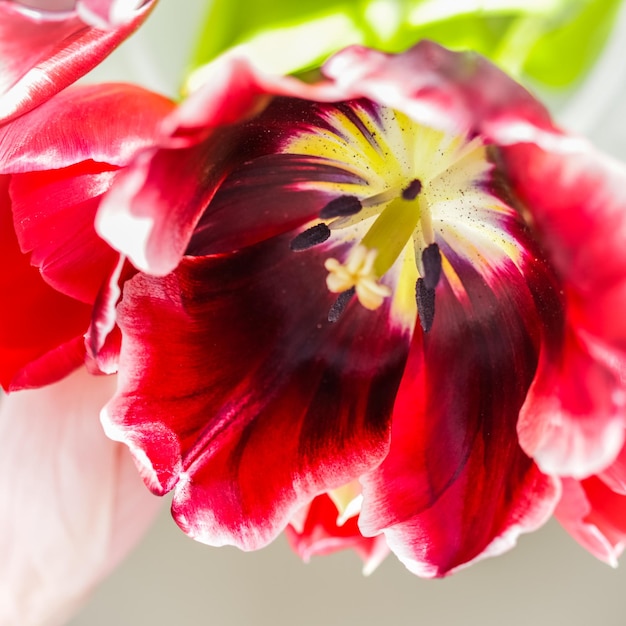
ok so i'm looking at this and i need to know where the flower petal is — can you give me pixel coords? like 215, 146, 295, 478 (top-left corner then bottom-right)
102, 234, 410, 549
97, 42, 556, 277
0, 368, 161, 626
598, 440, 626, 495
77, 0, 148, 28
97, 96, 364, 275
359, 245, 561, 576
0, 178, 90, 391
0, 82, 174, 173
0, 1, 156, 125
556, 477, 626, 567
321, 41, 555, 140
503, 141, 626, 477
9, 163, 120, 304
285, 494, 389, 575
0, 83, 174, 386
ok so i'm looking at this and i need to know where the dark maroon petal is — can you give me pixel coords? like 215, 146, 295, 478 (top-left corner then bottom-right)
0, 1, 157, 125
103, 234, 410, 549
99, 97, 367, 274
502, 142, 626, 477
187, 153, 366, 257
0, 178, 89, 390
359, 244, 561, 576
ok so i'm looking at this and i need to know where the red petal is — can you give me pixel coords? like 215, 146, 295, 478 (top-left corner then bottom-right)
0, 178, 90, 390
503, 142, 626, 477
0, 368, 161, 624
1, 83, 173, 380
599, 440, 626, 495
0, 82, 174, 172
103, 234, 410, 549
556, 477, 626, 566
10, 163, 120, 304
359, 249, 561, 576
0, 1, 156, 125
285, 494, 389, 573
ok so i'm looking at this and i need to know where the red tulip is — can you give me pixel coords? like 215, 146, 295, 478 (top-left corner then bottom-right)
103, 40, 620, 576
6, 41, 626, 577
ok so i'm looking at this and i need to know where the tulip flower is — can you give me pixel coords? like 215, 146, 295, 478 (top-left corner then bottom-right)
6, 39, 624, 577
0, 0, 157, 125
0, 81, 174, 390
93, 38, 626, 577
0, 368, 161, 626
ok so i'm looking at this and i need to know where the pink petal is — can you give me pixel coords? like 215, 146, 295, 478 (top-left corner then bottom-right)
598, 440, 626, 495
0, 0, 156, 125
77, 0, 148, 28
517, 327, 625, 479
97, 101, 357, 276
504, 142, 626, 477
102, 234, 410, 549
321, 41, 555, 140
359, 246, 561, 576
0, 368, 161, 625
556, 477, 626, 567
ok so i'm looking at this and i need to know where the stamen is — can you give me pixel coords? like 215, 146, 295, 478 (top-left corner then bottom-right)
320, 195, 363, 219
416, 278, 436, 332
328, 287, 355, 323
402, 178, 422, 201
290, 223, 331, 251
421, 243, 442, 290
325, 245, 392, 310
361, 188, 402, 208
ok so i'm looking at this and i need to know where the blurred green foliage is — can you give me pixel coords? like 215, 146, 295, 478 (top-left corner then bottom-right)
188, 0, 623, 89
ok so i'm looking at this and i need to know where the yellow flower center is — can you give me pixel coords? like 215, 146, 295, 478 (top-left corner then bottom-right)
285, 102, 520, 330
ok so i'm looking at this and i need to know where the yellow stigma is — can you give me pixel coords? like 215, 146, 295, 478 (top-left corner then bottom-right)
324, 245, 392, 310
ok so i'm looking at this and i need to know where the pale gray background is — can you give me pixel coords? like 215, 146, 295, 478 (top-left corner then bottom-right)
70, 1, 626, 624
